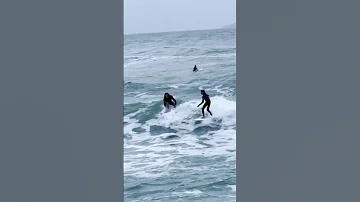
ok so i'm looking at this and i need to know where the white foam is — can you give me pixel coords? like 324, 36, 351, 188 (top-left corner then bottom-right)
228, 185, 236, 192
168, 84, 179, 89
124, 96, 236, 180
172, 189, 203, 197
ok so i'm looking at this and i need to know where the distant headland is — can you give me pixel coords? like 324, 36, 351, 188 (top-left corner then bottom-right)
222, 23, 236, 29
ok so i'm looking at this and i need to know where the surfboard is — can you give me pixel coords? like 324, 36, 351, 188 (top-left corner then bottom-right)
194, 117, 206, 121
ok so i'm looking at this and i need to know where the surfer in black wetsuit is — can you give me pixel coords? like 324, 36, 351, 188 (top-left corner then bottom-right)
163, 93, 177, 109
193, 65, 198, 72
197, 90, 213, 118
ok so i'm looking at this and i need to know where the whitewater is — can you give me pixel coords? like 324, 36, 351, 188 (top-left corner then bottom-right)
124, 28, 236, 202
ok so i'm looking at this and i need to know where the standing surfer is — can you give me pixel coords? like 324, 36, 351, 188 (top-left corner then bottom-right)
197, 90, 213, 118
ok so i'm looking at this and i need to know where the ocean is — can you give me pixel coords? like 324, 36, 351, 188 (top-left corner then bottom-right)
124, 28, 236, 202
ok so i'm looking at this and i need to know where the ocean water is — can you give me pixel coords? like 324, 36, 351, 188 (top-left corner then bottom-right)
124, 28, 236, 202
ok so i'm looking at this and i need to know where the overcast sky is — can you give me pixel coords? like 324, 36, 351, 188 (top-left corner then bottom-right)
124, 0, 236, 34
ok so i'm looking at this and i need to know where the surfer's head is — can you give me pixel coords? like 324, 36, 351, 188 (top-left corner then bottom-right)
164, 93, 169, 98
200, 90, 205, 95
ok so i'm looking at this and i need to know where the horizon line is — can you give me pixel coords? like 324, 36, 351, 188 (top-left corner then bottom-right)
124, 27, 235, 36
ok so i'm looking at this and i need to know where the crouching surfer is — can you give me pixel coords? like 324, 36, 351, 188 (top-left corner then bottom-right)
163, 92, 177, 112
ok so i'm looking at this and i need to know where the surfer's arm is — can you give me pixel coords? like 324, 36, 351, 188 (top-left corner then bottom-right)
171, 97, 177, 105
163, 100, 166, 107
197, 99, 204, 107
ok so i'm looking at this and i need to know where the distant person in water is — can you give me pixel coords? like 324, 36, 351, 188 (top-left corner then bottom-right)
197, 90, 213, 118
163, 93, 177, 109
193, 65, 198, 72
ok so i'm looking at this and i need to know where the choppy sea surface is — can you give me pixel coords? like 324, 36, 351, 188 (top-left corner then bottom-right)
124, 28, 236, 202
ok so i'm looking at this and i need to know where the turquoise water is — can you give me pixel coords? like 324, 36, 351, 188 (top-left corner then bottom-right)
124, 28, 236, 202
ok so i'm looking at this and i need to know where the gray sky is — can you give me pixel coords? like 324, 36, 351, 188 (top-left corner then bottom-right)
124, 0, 236, 34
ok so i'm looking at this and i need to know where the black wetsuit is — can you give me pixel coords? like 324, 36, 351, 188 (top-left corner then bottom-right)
199, 93, 213, 117
193, 65, 198, 72
164, 95, 177, 108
